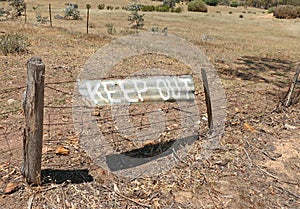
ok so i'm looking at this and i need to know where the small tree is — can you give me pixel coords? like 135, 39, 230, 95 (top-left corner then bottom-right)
128, 0, 144, 29
163, 0, 177, 8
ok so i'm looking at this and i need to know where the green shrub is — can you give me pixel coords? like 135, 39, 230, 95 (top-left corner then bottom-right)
98, 3, 105, 10
106, 5, 114, 10
0, 33, 30, 55
105, 23, 116, 34
268, 7, 276, 13
141, 5, 156, 12
203, 0, 219, 6
36, 13, 48, 23
64, 4, 81, 20
230, 1, 238, 7
171, 7, 183, 13
156, 5, 170, 12
274, 5, 300, 19
188, 0, 208, 12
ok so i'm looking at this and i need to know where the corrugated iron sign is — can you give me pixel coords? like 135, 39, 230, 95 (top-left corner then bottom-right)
78, 75, 195, 105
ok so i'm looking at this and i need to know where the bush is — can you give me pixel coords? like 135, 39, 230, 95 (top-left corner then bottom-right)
0, 33, 30, 55
274, 5, 300, 19
203, 0, 219, 6
64, 3, 81, 20
105, 23, 116, 34
106, 5, 113, 10
188, 0, 208, 12
156, 5, 170, 12
267, 6, 274, 13
9, 0, 25, 17
163, 0, 176, 8
36, 14, 48, 23
171, 7, 183, 13
141, 5, 156, 12
230, 1, 238, 7
98, 3, 105, 10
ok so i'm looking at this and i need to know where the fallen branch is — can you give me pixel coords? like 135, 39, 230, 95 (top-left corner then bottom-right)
243, 147, 253, 167
273, 185, 300, 199
255, 164, 278, 179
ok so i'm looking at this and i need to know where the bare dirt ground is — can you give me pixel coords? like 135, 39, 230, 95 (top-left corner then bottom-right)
0, 2, 299, 209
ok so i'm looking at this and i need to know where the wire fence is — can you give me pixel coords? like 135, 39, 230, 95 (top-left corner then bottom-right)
1, 63, 298, 172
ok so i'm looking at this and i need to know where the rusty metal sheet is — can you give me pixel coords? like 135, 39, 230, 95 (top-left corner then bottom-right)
77, 75, 195, 105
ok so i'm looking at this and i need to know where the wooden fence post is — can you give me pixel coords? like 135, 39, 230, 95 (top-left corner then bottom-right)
49, 4, 53, 28
285, 65, 300, 107
201, 68, 213, 130
22, 57, 45, 185
86, 4, 91, 34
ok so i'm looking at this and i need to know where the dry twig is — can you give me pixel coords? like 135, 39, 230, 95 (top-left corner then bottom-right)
273, 185, 300, 199
255, 165, 278, 179
243, 147, 253, 166
102, 185, 151, 208
246, 140, 277, 161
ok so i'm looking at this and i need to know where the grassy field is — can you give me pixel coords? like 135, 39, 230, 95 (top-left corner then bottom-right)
0, 1, 300, 208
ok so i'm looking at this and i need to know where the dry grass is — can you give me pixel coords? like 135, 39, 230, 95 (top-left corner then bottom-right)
0, 1, 300, 208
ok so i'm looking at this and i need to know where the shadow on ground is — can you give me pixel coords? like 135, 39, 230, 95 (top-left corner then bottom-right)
42, 169, 93, 184
217, 56, 296, 88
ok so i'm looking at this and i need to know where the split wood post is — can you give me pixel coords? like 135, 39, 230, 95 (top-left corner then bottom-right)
22, 57, 45, 185
285, 65, 300, 107
201, 68, 213, 130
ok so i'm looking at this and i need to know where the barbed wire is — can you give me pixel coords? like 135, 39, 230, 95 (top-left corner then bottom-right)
1, 68, 299, 165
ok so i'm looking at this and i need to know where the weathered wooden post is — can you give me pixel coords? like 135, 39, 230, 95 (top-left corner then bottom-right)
201, 68, 213, 130
22, 57, 45, 185
285, 64, 300, 107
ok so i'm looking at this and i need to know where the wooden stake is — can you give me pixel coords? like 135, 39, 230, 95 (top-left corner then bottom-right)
22, 57, 45, 185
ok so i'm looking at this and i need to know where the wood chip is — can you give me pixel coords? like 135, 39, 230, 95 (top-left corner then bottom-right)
55, 145, 70, 155
243, 123, 257, 133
